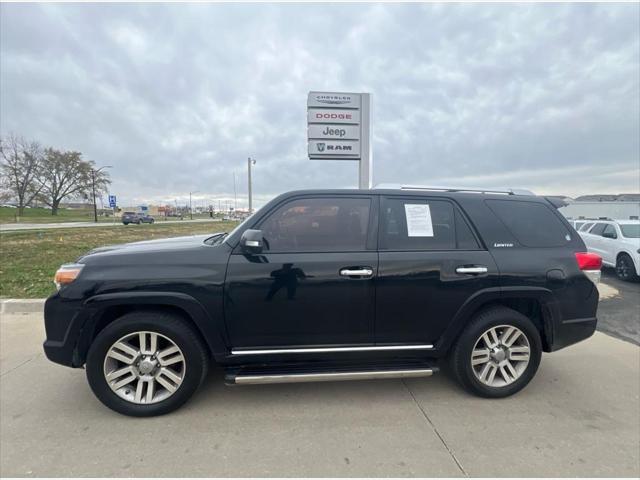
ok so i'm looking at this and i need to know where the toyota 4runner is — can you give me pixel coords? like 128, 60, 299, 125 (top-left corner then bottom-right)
44, 186, 601, 416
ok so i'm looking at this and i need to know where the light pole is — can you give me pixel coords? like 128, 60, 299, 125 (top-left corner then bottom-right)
233, 172, 237, 211
189, 191, 199, 220
247, 157, 256, 213
91, 165, 112, 223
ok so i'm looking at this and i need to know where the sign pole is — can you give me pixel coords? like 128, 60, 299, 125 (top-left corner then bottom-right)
359, 93, 372, 189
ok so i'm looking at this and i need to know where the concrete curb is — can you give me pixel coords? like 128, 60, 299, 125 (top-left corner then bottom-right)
0, 299, 45, 314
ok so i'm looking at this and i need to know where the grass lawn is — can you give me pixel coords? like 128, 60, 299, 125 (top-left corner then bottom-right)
1, 206, 232, 224
0, 221, 239, 298
0, 206, 115, 223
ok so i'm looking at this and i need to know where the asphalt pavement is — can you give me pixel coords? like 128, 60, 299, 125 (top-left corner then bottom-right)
597, 268, 640, 345
1, 312, 638, 477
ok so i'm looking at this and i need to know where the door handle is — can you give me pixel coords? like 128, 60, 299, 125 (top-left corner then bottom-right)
456, 266, 488, 275
340, 267, 374, 277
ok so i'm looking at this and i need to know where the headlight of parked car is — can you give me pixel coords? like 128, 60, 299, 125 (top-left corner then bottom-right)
54, 263, 84, 290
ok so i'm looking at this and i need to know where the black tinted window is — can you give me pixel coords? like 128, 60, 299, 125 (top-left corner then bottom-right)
259, 197, 370, 252
455, 209, 481, 249
590, 223, 607, 236
602, 224, 617, 238
381, 198, 475, 250
486, 200, 572, 248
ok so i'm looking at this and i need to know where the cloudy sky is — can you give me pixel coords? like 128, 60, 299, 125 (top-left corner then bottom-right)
1, 2, 639, 208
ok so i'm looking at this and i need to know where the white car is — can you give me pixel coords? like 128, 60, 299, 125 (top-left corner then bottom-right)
578, 219, 640, 281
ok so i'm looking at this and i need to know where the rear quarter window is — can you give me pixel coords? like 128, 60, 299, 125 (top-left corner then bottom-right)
486, 199, 572, 248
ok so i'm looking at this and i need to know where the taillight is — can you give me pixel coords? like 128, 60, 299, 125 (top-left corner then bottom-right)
575, 252, 601, 284
575, 252, 602, 270
54, 264, 84, 290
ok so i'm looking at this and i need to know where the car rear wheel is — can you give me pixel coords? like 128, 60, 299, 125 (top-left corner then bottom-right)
615, 254, 639, 282
449, 306, 542, 398
86, 311, 208, 416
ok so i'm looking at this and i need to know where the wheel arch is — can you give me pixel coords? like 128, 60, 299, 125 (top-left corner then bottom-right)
75, 292, 228, 366
436, 287, 557, 355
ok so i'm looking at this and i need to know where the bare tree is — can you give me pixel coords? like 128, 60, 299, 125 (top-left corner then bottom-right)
37, 148, 110, 215
0, 134, 44, 215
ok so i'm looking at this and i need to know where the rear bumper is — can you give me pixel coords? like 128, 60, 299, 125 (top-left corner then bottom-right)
549, 316, 598, 352
43, 294, 87, 367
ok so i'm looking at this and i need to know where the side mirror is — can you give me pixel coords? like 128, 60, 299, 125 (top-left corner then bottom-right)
240, 229, 264, 254
603, 231, 617, 239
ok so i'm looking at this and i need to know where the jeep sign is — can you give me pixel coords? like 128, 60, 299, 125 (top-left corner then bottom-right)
307, 124, 360, 140
307, 91, 371, 189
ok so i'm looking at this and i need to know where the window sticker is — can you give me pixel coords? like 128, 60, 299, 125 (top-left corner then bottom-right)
404, 204, 434, 237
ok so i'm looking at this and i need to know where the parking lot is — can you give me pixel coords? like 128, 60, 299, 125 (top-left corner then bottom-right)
1, 306, 638, 477
597, 268, 640, 345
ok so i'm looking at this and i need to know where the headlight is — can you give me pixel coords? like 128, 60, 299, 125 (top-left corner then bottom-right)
54, 264, 84, 290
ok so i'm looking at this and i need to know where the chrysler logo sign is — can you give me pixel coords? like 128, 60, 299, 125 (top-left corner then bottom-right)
313, 94, 353, 105
307, 91, 361, 109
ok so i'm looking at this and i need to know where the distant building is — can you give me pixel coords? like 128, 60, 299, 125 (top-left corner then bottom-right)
560, 193, 640, 221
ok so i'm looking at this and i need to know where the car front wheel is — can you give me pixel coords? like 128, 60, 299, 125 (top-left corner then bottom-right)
86, 311, 209, 416
615, 253, 639, 282
449, 306, 542, 398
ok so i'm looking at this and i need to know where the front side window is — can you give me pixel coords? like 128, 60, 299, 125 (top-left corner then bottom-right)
380, 198, 478, 250
259, 197, 371, 252
620, 224, 640, 238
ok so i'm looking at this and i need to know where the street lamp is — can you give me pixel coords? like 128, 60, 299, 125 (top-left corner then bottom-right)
91, 165, 112, 223
189, 191, 199, 220
247, 157, 256, 213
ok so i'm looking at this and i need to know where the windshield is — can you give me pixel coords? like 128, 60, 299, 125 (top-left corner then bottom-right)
620, 224, 640, 238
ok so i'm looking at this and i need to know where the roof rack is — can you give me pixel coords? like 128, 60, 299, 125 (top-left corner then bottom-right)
373, 184, 535, 196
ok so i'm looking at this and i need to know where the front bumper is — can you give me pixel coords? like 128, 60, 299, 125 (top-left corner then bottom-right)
43, 294, 88, 367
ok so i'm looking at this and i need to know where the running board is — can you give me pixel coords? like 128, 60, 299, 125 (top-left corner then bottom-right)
227, 367, 436, 385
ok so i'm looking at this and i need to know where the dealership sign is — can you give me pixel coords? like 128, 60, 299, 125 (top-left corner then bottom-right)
307, 91, 372, 188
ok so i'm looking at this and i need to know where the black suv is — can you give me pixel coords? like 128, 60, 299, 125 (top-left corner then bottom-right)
44, 187, 601, 416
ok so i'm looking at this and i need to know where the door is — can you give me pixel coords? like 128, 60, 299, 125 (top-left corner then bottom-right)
585, 223, 607, 258
224, 195, 377, 348
600, 224, 619, 265
375, 196, 499, 345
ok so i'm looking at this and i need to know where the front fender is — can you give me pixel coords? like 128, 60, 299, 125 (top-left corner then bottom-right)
80, 291, 229, 360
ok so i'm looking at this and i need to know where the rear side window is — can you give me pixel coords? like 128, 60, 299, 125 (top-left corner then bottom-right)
380, 198, 480, 250
589, 223, 607, 236
486, 200, 572, 248
580, 222, 594, 232
259, 197, 371, 252
602, 224, 618, 238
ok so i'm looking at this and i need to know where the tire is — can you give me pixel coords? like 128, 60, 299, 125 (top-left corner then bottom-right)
449, 306, 542, 398
123, 222, 129, 225
615, 253, 639, 282
86, 310, 209, 417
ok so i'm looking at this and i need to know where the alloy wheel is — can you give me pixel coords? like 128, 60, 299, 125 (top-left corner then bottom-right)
616, 256, 631, 280
103, 331, 186, 404
470, 325, 531, 387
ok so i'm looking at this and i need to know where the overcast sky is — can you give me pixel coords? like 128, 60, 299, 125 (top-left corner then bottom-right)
2, 2, 639, 208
